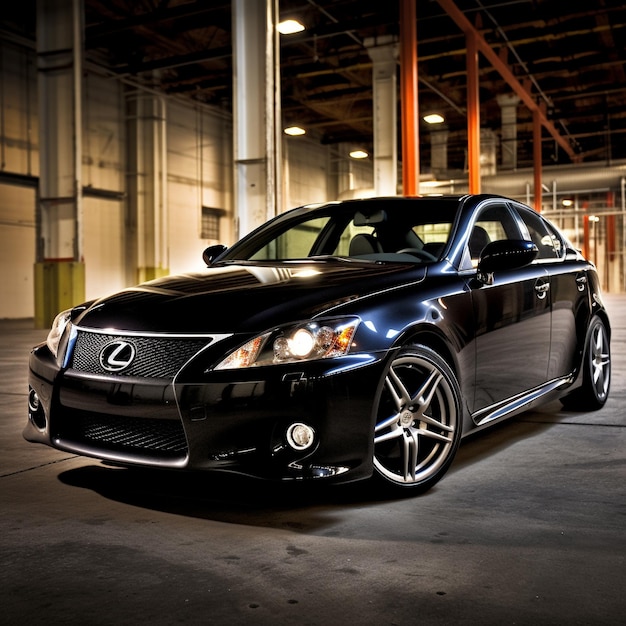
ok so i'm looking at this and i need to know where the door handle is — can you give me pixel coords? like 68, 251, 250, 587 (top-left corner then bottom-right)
535, 280, 550, 300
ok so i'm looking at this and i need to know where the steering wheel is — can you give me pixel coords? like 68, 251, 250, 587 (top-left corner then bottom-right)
395, 247, 437, 261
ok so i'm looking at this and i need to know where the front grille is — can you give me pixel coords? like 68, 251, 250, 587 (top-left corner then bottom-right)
60, 329, 216, 462
61, 411, 188, 459
70, 331, 211, 379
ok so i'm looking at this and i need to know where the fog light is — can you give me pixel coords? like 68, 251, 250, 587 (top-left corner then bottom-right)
28, 388, 40, 413
28, 387, 46, 430
286, 422, 315, 451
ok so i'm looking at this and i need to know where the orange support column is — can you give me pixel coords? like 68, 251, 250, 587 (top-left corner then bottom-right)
400, 0, 419, 196
607, 214, 616, 261
466, 31, 480, 194
533, 109, 542, 211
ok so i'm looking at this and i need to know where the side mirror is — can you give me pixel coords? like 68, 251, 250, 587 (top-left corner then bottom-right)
202, 244, 227, 266
477, 239, 538, 284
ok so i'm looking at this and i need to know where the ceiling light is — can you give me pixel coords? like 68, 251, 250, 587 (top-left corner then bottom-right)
349, 149, 369, 159
277, 19, 305, 35
284, 126, 306, 136
423, 113, 445, 124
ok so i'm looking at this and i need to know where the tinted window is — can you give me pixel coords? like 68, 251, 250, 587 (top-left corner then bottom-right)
514, 206, 561, 260
227, 200, 461, 263
469, 203, 520, 265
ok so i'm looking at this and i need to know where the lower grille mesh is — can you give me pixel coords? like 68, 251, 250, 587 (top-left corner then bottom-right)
72, 413, 188, 458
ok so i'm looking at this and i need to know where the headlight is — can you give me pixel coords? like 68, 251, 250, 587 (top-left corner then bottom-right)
46, 309, 72, 358
215, 318, 359, 370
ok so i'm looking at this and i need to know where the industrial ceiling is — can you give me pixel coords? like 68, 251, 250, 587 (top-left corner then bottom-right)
2, 0, 626, 171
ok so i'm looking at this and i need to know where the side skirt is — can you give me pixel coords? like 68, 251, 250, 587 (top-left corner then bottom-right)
469, 374, 574, 430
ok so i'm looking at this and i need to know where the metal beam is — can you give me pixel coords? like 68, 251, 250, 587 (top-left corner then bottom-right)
436, 0, 578, 162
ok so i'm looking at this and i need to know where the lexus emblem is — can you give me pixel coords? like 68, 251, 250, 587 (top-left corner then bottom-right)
99, 341, 136, 372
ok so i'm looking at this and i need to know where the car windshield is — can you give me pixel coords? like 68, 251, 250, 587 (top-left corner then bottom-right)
222, 199, 461, 263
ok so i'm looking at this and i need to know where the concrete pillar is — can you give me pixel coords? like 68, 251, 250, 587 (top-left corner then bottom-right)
126, 88, 169, 284
35, 0, 85, 328
430, 129, 449, 177
480, 129, 497, 177
335, 143, 356, 199
497, 93, 520, 170
232, 0, 281, 237
365, 36, 398, 196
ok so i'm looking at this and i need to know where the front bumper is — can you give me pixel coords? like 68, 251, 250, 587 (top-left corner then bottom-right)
26, 344, 386, 483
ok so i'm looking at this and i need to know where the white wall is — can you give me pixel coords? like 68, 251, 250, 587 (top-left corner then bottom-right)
0, 183, 35, 318
284, 137, 332, 208
82, 197, 126, 302
0, 42, 39, 178
0, 41, 38, 318
83, 74, 125, 194
167, 102, 233, 275
0, 40, 375, 318
282, 138, 375, 207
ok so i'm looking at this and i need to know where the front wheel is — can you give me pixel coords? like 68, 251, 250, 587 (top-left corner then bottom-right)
373, 345, 463, 494
562, 316, 611, 411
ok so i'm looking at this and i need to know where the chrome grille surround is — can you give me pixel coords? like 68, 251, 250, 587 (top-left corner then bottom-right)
69, 328, 230, 378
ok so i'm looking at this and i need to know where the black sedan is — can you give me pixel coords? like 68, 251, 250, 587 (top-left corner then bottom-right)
25, 194, 611, 493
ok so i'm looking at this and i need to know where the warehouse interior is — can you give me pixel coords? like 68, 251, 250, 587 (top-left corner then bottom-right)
1, 3, 625, 625
0, 0, 625, 324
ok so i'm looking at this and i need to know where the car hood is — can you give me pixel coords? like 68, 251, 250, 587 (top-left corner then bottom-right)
74, 260, 427, 334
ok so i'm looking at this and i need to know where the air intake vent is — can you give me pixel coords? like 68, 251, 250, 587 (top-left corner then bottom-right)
75, 413, 188, 457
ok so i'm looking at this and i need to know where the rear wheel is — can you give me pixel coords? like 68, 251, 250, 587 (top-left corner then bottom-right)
562, 316, 610, 411
373, 345, 462, 493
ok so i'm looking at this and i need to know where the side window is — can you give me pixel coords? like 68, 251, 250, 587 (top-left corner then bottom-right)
515, 207, 561, 260
468, 203, 520, 266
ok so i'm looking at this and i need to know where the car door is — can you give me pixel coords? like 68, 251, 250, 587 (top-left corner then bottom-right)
468, 202, 552, 415
511, 203, 591, 381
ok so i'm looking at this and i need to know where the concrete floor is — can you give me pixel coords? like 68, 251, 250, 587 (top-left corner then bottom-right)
1, 297, 624, 626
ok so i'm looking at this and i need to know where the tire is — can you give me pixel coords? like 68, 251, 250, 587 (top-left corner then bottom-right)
561, 316, 611, 411
373, 345, 463, 494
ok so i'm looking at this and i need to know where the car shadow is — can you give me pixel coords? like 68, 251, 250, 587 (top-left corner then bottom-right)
449, 401, 566, 473
56, 403, 569, 531
57, 462, 378, 533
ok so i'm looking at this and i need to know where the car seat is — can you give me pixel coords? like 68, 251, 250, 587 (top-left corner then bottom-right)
349, 233, 383, 256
